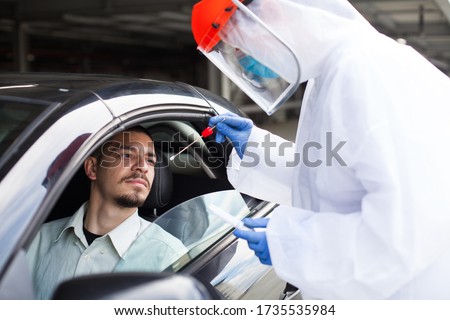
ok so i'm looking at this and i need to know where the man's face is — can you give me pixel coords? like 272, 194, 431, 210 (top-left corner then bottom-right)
89, 130, 156, 208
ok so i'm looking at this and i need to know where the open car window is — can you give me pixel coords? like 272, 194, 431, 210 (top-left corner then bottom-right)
28, 112, 272, 300
115, 190, 249, 273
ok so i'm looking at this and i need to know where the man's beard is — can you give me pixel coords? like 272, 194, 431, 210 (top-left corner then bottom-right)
115, 172, 150, 208
115, 193, 146, 208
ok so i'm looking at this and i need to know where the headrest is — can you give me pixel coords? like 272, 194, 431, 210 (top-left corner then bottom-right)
140, 148, 173, 215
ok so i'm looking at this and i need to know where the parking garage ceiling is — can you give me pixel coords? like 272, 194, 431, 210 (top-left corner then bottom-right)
1, 0, 450, 76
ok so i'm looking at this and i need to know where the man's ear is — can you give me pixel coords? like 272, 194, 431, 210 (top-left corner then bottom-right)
84, 157, 97, 181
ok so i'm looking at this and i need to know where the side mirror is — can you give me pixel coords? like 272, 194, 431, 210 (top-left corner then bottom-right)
52, 272, 223, 300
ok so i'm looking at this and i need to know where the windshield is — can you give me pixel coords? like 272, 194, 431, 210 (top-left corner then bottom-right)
116, 190, 250, 273
0, 96, 52, 158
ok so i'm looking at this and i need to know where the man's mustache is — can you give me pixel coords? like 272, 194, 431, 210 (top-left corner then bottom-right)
121, 173, 150, 188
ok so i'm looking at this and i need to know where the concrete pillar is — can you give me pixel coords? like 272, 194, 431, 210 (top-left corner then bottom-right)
13, 21, 29, 72
206, 61, 221, 95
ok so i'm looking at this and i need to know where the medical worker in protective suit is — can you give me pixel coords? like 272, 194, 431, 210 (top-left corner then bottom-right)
191, 0, 450, 299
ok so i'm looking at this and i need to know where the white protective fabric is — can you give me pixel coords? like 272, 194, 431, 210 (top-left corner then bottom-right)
226, 0, 450, 299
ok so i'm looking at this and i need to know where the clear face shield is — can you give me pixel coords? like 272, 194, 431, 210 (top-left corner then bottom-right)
193, 0, 301, 115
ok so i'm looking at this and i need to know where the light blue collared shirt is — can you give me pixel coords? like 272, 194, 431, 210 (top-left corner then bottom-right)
26, 202, 187, 299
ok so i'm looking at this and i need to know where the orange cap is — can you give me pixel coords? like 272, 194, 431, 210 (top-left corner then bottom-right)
191, 0, 241, 52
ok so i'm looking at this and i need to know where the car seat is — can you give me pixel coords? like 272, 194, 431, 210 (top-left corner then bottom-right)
138, 147, 173, 220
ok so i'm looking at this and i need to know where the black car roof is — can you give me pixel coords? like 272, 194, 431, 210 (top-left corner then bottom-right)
0, 72, 189, 93
0, 73, 243, 116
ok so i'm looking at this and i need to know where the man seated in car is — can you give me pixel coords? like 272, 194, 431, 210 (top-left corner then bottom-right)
27, 126, 187, 299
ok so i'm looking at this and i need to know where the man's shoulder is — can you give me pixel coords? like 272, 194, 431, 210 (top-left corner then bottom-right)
41, 202, 86, 234
35, 216, 74, 243
28, 216, 73, 257
41, 216, 72, 232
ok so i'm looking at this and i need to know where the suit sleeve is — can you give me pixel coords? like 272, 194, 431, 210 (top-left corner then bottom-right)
227, 126, 297, 206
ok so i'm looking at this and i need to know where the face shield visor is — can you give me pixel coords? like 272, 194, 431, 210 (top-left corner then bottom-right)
192, 0, 301, 116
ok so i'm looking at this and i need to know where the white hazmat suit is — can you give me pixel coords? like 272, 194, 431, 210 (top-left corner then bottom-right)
222, 0, 450, 299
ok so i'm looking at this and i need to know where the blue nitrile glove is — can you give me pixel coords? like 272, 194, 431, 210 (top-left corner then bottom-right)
239, 55, 279, 79
233, 218, 272, 266
209, 112, 253, 159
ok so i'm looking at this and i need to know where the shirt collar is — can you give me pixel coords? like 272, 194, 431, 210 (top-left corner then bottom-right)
107, 210, 142, 258
55, 202, 143, 258
55, 202, 88, 244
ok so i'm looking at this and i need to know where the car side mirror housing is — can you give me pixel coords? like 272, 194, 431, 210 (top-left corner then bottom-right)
52, 272, 223, 300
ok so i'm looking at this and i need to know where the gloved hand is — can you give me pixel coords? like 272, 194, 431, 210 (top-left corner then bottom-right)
233, 218, 272, 266
209, 112, 253, 159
